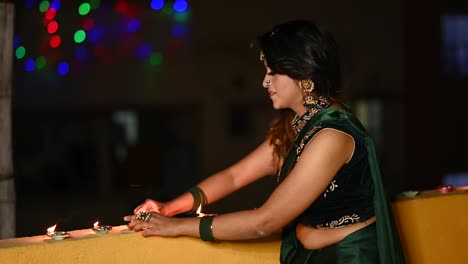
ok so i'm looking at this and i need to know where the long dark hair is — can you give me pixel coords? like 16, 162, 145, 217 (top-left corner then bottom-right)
258, 20, 343, 170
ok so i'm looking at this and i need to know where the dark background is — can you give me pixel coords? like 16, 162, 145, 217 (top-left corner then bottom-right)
8, 0, 468, 237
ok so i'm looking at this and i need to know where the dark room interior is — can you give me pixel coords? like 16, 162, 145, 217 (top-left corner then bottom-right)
2, 0, 468, 240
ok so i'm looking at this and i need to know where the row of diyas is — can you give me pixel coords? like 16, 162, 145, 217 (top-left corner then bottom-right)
45, 206, 212, 241
46, 221, 113, 240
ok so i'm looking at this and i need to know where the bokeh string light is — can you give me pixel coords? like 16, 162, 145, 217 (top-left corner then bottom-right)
14, 0, 191, 76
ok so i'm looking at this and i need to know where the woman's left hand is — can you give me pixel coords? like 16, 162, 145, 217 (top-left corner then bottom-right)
123, 212, 183, 237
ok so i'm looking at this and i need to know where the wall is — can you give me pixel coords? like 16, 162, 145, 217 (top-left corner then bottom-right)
190, 0, 406, 202
402, 0, 468, 190
13, 0, 407, 193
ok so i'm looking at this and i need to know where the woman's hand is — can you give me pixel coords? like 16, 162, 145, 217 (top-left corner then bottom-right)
123, 212, 184, 237
134, 199, 168, 215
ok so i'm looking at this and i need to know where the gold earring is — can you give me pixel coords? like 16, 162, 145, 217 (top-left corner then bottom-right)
299, 79, 317, 107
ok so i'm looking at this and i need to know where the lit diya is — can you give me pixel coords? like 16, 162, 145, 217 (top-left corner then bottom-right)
92, 221, 113, 235
46, 224, 70, 240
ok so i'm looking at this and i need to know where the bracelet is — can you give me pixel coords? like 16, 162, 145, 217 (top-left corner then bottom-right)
188, 186, 207, 213
199, 215, 215, 241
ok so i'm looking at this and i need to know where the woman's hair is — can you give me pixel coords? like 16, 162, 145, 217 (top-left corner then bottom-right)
258, 20, 343, 171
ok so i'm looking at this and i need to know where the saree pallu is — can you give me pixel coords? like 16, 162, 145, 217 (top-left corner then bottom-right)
278, 108, 405, 264
284, 223, 378, 264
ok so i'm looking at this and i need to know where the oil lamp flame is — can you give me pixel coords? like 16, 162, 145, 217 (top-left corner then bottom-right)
47, 224, 57, 234
196, 205, 207, 217
94, 221, 99, 227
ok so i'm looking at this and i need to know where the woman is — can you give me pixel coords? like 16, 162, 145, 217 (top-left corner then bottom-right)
124, 20, 404, 263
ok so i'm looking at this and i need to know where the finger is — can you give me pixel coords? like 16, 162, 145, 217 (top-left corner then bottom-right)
142, 228, 154, 237
127, 219, 140, 229
146, 199, 158, 210
134, 212, 159, 230
133, 221, 152, 232
123, 215, 135, 222
136, 204, 153, 214
134, 204, 144, 214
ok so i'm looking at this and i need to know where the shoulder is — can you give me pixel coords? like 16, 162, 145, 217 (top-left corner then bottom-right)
299, 123, 356, 166
317, 108, 367, 139
293, 127, 355, 182
309, 128, 354, 151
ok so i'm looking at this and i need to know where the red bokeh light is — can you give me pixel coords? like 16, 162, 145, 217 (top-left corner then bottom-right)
45, 8, 56, 20
47, 21, 59, 34
50, 35, 62, 48
82, 18, 95, 31
115, 1, 128, 13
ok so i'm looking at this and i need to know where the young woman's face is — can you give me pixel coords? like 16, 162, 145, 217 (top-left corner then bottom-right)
262, 62, 306, 115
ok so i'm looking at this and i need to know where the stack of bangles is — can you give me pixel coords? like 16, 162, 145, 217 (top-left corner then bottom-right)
188, 186, 215, 241
135, 211, 152, 222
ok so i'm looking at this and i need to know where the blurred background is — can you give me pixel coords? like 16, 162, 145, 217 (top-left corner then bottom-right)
4, 0, 468, 237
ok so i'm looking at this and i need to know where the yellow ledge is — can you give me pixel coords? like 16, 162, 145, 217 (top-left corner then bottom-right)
392, 189, 468, 264
0, 225, 281, 264
1, 189, 467, 264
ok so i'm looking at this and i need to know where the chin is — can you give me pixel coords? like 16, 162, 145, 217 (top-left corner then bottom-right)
272, 103, 288, 110
272, 104, 282, 110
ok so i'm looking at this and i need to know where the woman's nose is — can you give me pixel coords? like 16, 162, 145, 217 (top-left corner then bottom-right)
262, 78, 271, 88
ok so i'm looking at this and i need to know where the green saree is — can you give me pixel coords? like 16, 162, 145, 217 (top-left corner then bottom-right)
279, 108, 405, 264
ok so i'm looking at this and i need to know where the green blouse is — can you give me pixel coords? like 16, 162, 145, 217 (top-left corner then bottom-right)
278, 108, 405, 264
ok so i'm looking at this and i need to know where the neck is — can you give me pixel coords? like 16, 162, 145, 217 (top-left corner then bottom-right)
292, 105, 308, 116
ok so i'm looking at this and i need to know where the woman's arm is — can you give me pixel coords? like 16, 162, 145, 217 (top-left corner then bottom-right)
152, 139, 277, 216
127, 128, 355, 240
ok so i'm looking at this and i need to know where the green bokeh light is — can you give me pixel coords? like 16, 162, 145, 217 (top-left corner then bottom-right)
162, 4, 173, 15
74, 30, 87, 43
39, 1, 50, 13
89, 0, 101, 9
174, 12, 189, 23
149, 52, 163, 66
15, 46, 26, 59
35, 56, 47, 69
79, 3, 91, 15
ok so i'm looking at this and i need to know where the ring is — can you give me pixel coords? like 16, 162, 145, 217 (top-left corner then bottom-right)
266, 80, 271, 85
136, 211, 152, 222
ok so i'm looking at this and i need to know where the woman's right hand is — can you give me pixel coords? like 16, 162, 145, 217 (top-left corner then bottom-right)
134, 199, 168, 215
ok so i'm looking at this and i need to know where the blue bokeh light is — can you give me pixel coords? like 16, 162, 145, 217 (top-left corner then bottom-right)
50, 0, 61, 10
25, 59, 36, 72
13, 35, 21, 49
151, 0, 165, 10
127, 19, 142, 32
171, 24, 187, 37
173, 0, 188, 12
88, 26, 104, 43
135, 43, 152, 59
58, 61, 69, 75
